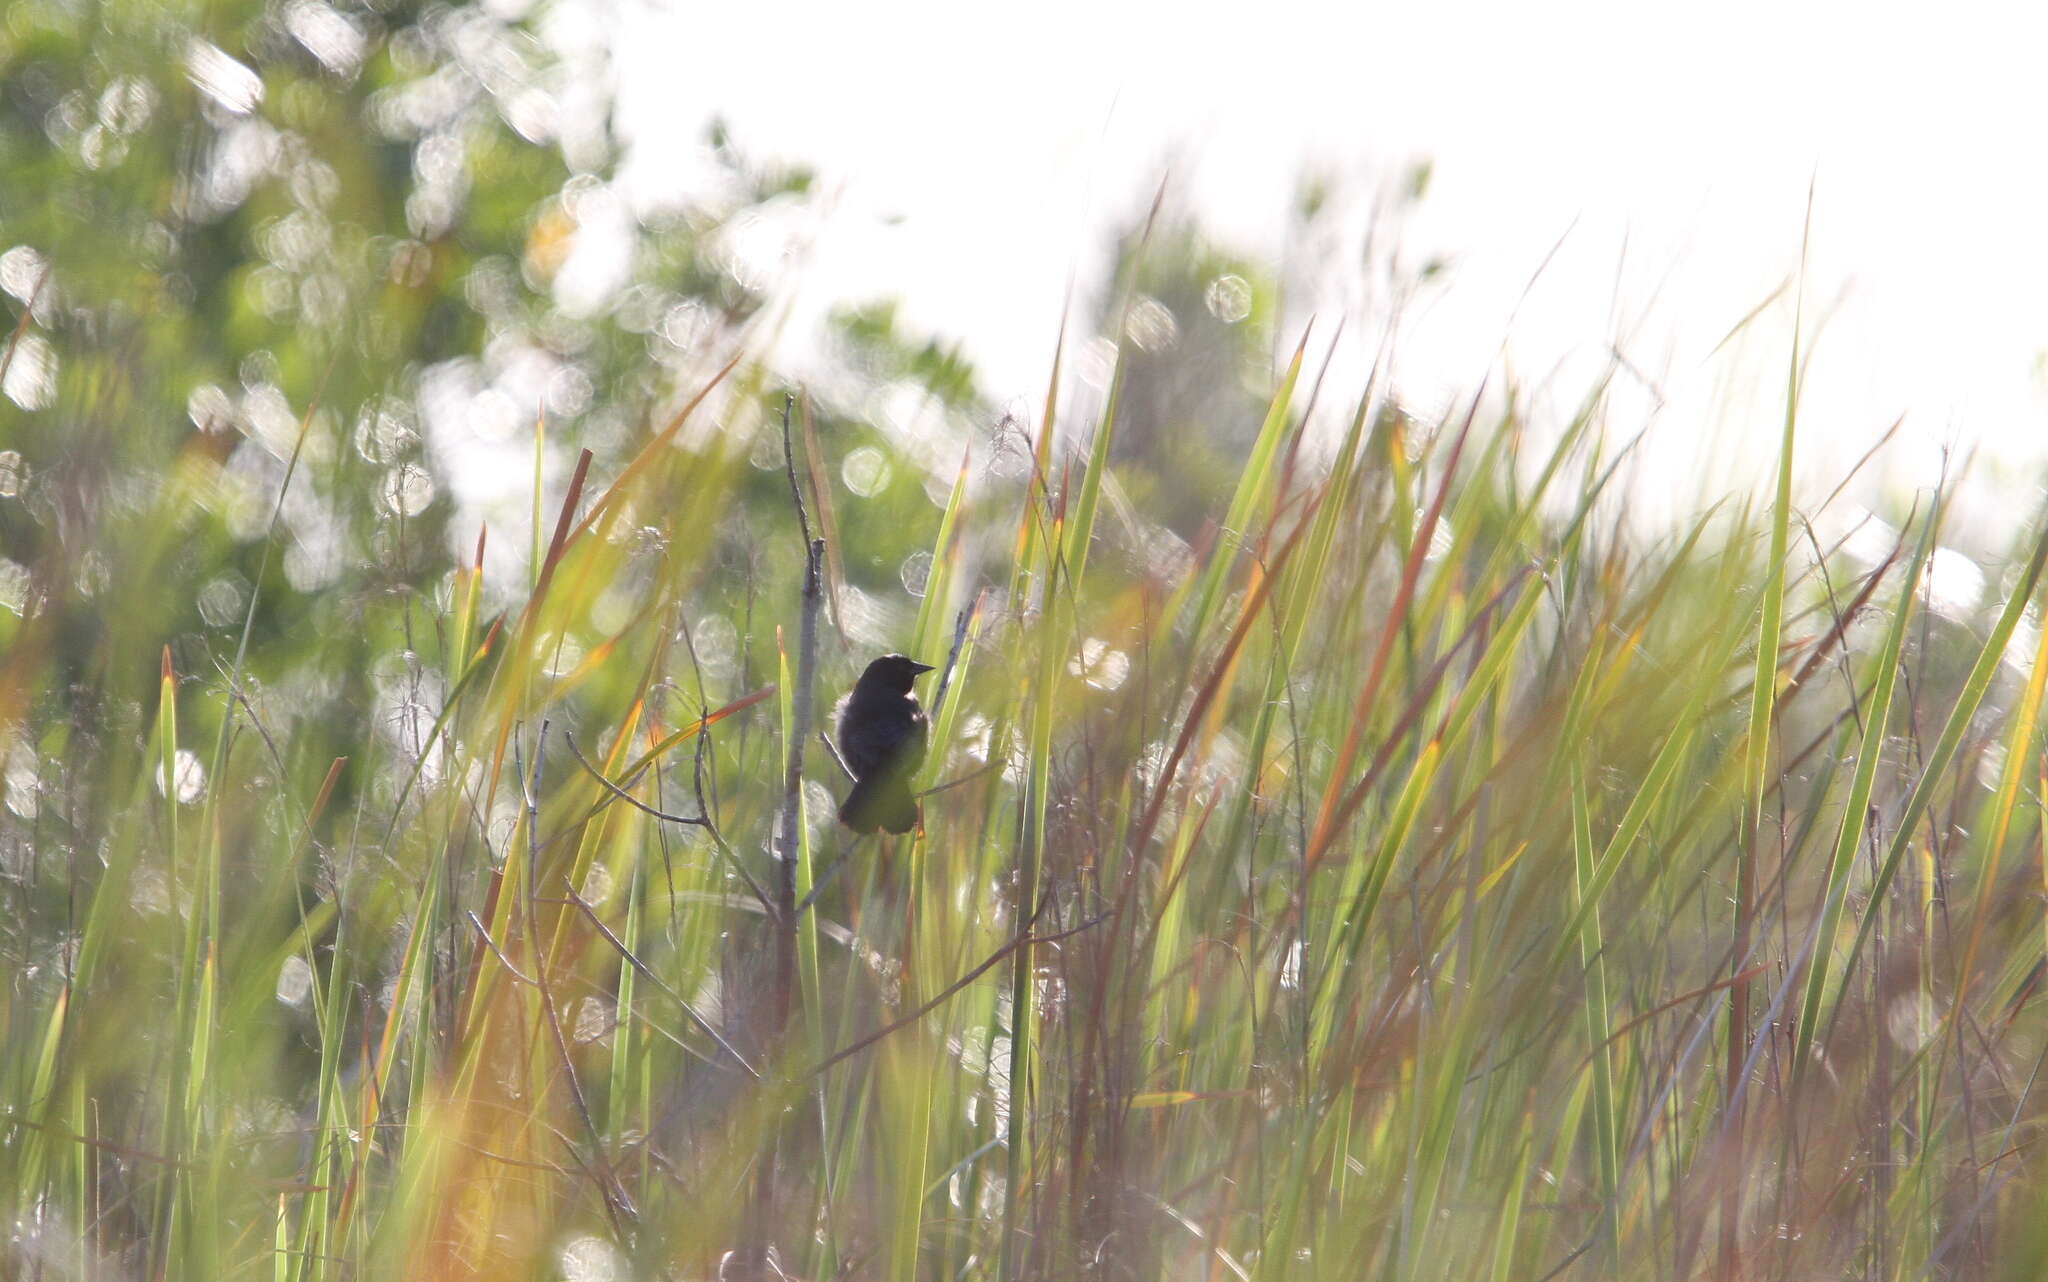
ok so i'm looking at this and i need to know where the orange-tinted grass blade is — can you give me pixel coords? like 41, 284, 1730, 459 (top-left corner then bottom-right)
620, 684, 778, 779
1127, 1090, 1256, 1109
304, 756, 347, 836
530, 447, 593, 609
1303, 381, 1487, 872
1128, 487, 1325, 865
1310, 564, 1534, 875
567, 348, 746, 544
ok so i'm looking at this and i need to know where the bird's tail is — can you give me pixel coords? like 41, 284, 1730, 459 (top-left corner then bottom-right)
839, 773, 920, 835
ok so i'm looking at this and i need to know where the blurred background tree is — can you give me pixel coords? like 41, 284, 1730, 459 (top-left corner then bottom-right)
0, 0, 849, 825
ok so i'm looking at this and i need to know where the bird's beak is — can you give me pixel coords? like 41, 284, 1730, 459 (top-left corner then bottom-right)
910, 660, 936, 675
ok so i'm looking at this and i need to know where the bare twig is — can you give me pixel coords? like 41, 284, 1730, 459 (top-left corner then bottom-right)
794, 853, 848, 918
916, 759, 1001, 800
782, 393, 814, 548
819, 730, 855, 783
466, 911, 536, 986
757, 391, 828, 1267
926, 593, 982, 724
562, 730, 773, 916
775, 389, 826, 941
561, 886, 761, 1079
810, 902, 1103, 1076
563, 730, 713, 827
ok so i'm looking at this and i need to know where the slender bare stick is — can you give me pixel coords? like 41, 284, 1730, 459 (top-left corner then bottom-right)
561, 730, 774, 916
753, 392, 826, 1273
926, 593, 980, 723
559, 886, 760, 1079
810, 902, 1101, 1076
774, 388, 824, 980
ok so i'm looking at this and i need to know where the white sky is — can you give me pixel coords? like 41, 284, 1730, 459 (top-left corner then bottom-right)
605, 0, 2048, 537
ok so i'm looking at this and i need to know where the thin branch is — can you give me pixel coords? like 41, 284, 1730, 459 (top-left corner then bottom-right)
774, 388, 826, 942
562, 730, 774, 916
782, 392, 814, 547
561, 886, 761, 1080
563, 730, 712, 827
819, 730, 855, 783
466, 911, 536, 986
917, 759, 1001, 800
795, 853, 848, 918
810, 904, 1104, 1077
758, 389, 827, 1265
927, 593, 982, 724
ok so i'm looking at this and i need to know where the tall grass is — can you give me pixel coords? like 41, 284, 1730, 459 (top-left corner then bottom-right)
3, 310, 2048, 1282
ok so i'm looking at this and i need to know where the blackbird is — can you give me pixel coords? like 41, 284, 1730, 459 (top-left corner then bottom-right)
836, 654, 934, 834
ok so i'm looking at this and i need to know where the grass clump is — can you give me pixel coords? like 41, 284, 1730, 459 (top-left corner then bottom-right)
5, 294, 2048, 1282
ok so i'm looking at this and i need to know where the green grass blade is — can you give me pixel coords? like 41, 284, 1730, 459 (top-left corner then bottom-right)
1793, 506, 1936, 1070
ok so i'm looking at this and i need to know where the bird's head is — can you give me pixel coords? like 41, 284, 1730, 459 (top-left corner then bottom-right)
859, 653, 935, 692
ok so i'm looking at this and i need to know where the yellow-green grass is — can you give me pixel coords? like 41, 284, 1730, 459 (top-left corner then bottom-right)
3, 325, 2047, 1282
